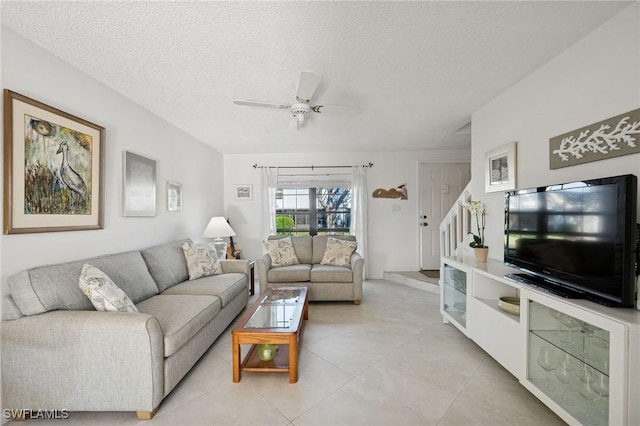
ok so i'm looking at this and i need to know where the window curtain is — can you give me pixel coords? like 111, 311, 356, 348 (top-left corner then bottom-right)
276, 172, 351, 188
350, 165, 368, 279
261, 167, 278, 240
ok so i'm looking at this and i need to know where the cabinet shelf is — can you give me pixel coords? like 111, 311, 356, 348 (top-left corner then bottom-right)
530, 329, 609, 376
475, 296, 520, 324
527, 376, 597, 425
440, 260, 471, 333
442, 306, 466, 325
443, 280, 466, 295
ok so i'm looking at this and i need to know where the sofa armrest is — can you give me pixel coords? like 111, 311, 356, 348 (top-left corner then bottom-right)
219, 259, 250, 277
219, 259, 251, 293
2, 310, 164, 412
255, 254, 272, 293
351, 252, 364, 271
351, 252, 365, 301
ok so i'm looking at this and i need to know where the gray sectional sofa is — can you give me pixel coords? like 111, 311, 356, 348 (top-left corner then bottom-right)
1, 239, 250, 420
256, 235, 364, 304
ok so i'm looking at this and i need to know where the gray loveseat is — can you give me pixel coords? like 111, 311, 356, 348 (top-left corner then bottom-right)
1, 239, 250, 420
256, 235, 364, 304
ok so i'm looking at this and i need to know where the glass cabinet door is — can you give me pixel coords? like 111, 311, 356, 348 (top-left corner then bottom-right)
442, 264, 467, 328
528, 300, 610, 425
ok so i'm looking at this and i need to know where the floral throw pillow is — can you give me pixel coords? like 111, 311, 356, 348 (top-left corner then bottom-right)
78, 264, 138, 313
264, 237, 300, 267
182, 242, 223, 280
320, 237, 357, 267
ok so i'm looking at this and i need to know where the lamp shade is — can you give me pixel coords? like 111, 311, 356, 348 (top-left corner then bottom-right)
203, 217, 236, 238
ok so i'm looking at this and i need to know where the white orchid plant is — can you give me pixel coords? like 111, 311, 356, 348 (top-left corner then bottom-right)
462, 200, 487, 248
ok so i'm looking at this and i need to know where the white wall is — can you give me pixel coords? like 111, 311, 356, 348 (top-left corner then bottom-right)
0, 27, 225, 289
471, 3, 640, 260
223, 150, 470, 278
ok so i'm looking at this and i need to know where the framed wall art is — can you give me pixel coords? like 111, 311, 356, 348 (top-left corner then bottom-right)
485, 142, 517, 193
3, 89, 105, 234
235, 184, 253, 200
549, 108, 640, 169
123, 151, 156, 217
167, 180, 183, 211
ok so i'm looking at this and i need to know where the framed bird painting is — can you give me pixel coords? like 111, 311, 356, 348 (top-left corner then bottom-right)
3, 90, 105, 234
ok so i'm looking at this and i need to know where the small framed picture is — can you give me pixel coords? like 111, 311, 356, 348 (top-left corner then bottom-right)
123, 151, 156, 217
485, 142, 517, 193
235, 184, 253, 200
167, 181, 183, 211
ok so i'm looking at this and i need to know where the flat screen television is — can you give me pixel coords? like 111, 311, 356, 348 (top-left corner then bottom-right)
504, 174, 638, 307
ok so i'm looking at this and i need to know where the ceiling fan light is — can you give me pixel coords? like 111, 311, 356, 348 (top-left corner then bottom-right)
234, 72, 361, 129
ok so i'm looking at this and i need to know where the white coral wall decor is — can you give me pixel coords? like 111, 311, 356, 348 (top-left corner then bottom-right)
549, 108, 640, 169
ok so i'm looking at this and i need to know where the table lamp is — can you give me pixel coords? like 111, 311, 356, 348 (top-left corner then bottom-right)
203, 217, 236, 260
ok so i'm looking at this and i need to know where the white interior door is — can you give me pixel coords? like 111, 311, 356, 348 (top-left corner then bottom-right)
419, 162, 470, 270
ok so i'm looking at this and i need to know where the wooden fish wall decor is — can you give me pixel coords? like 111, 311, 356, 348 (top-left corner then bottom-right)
372, 184, 407, 200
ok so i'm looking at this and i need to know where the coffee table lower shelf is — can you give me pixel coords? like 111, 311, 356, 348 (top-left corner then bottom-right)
233, 331, 302, 383
241, 343, 291, 373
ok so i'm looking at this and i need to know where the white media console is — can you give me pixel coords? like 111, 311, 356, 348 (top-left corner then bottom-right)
441, 256, 640, 426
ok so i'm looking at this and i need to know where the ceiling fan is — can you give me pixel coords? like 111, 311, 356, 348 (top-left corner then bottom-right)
234, 71, 363, 130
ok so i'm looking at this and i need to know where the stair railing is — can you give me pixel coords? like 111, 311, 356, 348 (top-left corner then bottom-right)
439, 182, 472, 258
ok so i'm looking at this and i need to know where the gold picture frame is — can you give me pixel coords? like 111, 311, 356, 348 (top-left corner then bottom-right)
3, 90, 105, 234
485, 142, 517, 193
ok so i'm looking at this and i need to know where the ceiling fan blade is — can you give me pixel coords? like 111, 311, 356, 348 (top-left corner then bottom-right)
311, 104, 363, 116
234, 100, 290, 109
296, 71, 321, 101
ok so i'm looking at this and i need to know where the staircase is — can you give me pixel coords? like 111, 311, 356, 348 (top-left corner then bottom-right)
439, 182, 472, 258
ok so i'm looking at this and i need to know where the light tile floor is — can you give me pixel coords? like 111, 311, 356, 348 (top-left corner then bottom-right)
18, 279, 565, 425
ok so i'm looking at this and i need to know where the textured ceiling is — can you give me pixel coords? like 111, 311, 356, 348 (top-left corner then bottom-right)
1, 1, 632, 154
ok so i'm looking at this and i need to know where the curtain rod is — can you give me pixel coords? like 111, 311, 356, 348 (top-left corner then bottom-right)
253, 162, 373, 170
277, 173, 352, 178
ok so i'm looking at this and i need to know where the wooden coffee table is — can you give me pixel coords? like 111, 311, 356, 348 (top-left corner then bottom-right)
232, 287, 308, 383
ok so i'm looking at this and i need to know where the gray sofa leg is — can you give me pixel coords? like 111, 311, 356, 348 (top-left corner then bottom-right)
354, 300, 361, 305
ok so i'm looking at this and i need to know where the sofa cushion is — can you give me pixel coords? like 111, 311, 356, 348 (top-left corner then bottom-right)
136, 295, 221, 357
310, 264, 354, 283
312, 235, 357, 265
268, 235, 312, 264
8, 251, 159, 316
264, 237, 300, 267
141, 239, 191, 292
161, 273, 247, 307
78, 264, 139, 313
320, 237, 358, 267
181, 242, 222, 280
268, 264, 311, 282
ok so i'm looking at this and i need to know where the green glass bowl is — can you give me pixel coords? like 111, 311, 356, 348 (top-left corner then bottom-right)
498, 296, 520, 315
257, 344, 278, 362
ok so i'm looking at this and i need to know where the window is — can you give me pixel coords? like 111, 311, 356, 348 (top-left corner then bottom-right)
276, 187, 351, 236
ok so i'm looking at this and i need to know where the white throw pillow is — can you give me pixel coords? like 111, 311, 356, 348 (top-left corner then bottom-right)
78, 264, 138, 313
320, 237, 357, 267
264, 237, 300, 267
182, 242, 222, 280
